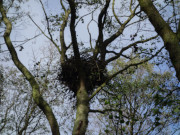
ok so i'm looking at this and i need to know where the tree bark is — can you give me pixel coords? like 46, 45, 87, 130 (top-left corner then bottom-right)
0, 68, 3, 104
0, 1, 60, 135
72, 77, 89, 135
66, 1, 90, 134
138, 0, 180, 81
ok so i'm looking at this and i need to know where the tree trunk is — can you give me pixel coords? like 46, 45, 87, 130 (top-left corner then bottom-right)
0, 69, 3, 104
72, 77, 89, 135
138, 0, 180, 81
0, 1, 60, 134
66, 0, 90, 134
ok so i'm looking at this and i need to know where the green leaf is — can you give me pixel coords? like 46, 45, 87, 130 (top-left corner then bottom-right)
132, 118, 138, 122
152, 109, 160, 115
105, 129, 109, 133
174, 108, 180, 113
118, 95, 122, 99
105, 100, 109, 105
109, 115, 113, 119
155, 117, 160, 121
119, 110, 122, 115
122, 127, 125, 131
120, 119, 124, 123
155, 122, 161, 126
126, 121, 129, 125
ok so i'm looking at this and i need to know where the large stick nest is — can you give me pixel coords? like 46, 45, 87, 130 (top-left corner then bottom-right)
58, 57, 107, 95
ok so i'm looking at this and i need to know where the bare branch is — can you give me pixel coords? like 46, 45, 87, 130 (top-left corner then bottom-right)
89, 46, 164, 100
0, 102, 14, 132
0, 2, 60, 134
103, 12, 135, 47
0, 34, 41, 53
18, 98, 37, 135
75, 10, 95, 27
112, 0, 122, 25
93, 0, 111, 60
60, 9, 70, 63
7, 0, 15, 12
60, 0, 66, 11
67, 0, 80, 59
39, 0, 54, 43
106, 35, 158, 64
28, 15, 61, 54
104, 4, 140, 49
89, 109, 129, 119
87, 12, 95, 51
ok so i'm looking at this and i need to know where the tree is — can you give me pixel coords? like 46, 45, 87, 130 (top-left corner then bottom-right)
0, 0, 179, 134
90, 59, 180, 135
0, 46, 75, 135
0, 65, 3, 104
138, 0, 180, 81
0, 1, 60, 135
0, 67, 53, 135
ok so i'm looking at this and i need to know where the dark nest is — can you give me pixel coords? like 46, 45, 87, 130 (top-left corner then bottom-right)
58, 57, 107, 96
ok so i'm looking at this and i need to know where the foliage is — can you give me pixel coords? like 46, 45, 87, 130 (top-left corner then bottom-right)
97, 59, 180, 134
0, 46, 75, 134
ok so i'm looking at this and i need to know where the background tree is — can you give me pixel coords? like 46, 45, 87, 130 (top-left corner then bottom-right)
90, 58, 180, 135
0, 45, 75, 135
0, 1, 60, 134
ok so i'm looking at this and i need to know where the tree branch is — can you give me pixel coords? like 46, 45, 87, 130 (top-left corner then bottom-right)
138, 0, 180, 81
89, 46, 163, 100
28, 15, 61, 55
103, 5, 138, 47
67, 0, 80, 60
89, 109, 128, 118
0, 2, 60, 134
105, 35, 158, 64
0, 102, 14, 132
39, 0, 54, 42
18, 98, 36, 135
93, 0, 111, 60
60, 9, 70, 63
60, 0, 66, 11
112, 0, 122, 25
177, 19, 180, 38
